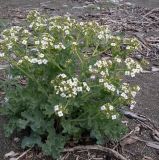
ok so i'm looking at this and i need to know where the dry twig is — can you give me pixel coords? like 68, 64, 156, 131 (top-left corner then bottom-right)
13, 148, 32, 160
63, 145, 127, 160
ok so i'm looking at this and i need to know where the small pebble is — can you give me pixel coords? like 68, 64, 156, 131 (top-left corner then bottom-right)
14, 137, 20, 143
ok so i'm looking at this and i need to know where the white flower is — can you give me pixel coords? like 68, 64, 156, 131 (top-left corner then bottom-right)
125, 71, 130, 76
130, 104, 135, 110
22, 39, 27, 45
7, 44, 13, 49
54, 44, 60, 49
110, 86, 116, 92
116, 36, 121, 40
112, 115, 117, 120
126, 46, 131, 50
77, 87, 82, 92
116, 89, 120, 95
67, 17, 71, 21
83, 82, 87, 87
42, 59, 48, 64
17, 59, 23, 64
72, 42, 77, 46
86, 86, 90, 92
131, 72, 135, 77
115, 57, 121, 63
59, 87, 64, 92
131, 91, 137, 97
136, 86, 140, 91
0, 52, 5, 57
30, 23, 34, 28
4, 97, 9, 102
111, 43, 116, 47
11, 33, 15, 37
100, 71, 105, 76
23, 29, 29, 34
90, 75, 96, 80
61, 44, 66, 50
65, 30, 70, 35
38, 53, 44, 58
98, 34, 103, 40
35, 40, 40, 45
41, 40, 48, 46
80, 22, 84, 26
58, 111, 63, 117
63, 26, 69, 30
60, 93, 66, 97
99, 79, 104, 83
104, 82, 109, 88
54, 105, 59, 111
101, 105, 106, 111
109, 105, 114, 111
30, 58, 38, 63
121, 92, 128, 99
60, 74, 67, 78
57, 26, 62, 29
37, 59, 43, 65
24, 56, 29, 60
56, 91, 59, 94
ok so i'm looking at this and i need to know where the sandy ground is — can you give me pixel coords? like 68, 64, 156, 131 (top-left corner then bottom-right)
0, 0, 159, 160
128, 73, 159, 124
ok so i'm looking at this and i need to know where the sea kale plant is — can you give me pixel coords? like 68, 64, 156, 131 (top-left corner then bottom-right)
0, 11, 142, 158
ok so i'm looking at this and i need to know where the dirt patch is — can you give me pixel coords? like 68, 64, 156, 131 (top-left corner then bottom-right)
1, 1, 159, 160
127, 73, 159, 124
0, 116, 20, 160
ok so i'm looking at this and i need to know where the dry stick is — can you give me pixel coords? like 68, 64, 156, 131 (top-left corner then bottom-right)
120, 108, 159, 143
133, 33, 151, 51
136, 119, 159, 142
63, 145, 127, 160
113, 129, 135, 150
14, 148, 32, 160
120, 109, 158, 130
144, 8, 159, 17
120, 109, 147, 122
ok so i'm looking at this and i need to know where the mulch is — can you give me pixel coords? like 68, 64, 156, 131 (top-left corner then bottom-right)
1, 1, 159, 160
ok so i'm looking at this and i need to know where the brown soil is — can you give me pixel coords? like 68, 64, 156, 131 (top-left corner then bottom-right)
0, 1, 159, 160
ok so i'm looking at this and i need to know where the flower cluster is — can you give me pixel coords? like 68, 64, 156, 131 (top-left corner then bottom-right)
89, 59, 117, 93
103, 82, 116, 92
52, 74, 90, 98
1, 26, 31, 50
27, 11, 47, 31
125, 58, 143, 77
88, 57, 142, 113
18, 54, 48, 65
0, 52, 5, 57
120, 83, 140, 100
89, 59, 112, 75
54, 42, 66, 50
97, 26, 111, 42
100, 103, 118, 120
54, 104, 65, 117
109, 36, 139, 50
34, 33, 54, 50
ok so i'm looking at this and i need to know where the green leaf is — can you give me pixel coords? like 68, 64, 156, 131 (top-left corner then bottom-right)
62, 120, 81, 138
22, 132, 42, 148
17, 119, 29, 129
42, 128, 66, 159
4, 119, 17, 137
